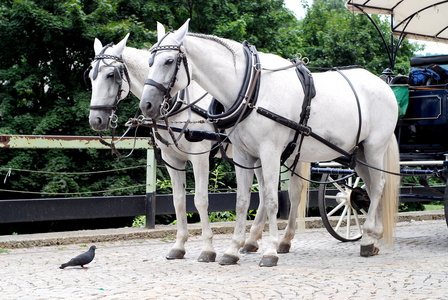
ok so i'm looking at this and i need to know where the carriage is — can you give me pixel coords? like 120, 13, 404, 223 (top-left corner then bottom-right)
89, 1, 448, 267
315, 53, 448, 242
316, 0, 448, 242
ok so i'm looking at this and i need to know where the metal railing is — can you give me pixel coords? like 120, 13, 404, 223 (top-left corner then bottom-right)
1, 135, 443, 229
0, 135, 290, 228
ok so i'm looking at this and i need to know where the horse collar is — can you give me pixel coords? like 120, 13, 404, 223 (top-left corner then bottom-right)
207, 41, 261, 129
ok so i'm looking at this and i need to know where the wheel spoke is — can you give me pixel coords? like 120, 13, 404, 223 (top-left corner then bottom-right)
354, 177, 361, 187
325, 195, 347, 200
327, 200, 347, 217
329, 176, 345, 193
346, 206, 351, 238
334, 205, 349, 232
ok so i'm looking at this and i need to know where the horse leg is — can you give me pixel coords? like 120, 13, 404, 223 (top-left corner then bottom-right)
277, 162, 306, 254
190, 155, 216, 262
258, 154, 282, 267
242, 162, 309, 254
241, 164, 265, 253
357, 146, 387, 257
354, 157, 381, 256
358, 137, 399, 257
164, 156, 188, 260
219, 150, 256, 265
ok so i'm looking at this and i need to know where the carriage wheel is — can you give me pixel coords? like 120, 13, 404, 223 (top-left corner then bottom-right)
318, 173, 368, 242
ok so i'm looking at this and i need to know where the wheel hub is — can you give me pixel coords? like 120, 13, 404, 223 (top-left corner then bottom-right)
350, 187, 370, 211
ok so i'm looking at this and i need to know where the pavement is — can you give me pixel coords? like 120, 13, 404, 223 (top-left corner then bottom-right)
0, 210, 447, 299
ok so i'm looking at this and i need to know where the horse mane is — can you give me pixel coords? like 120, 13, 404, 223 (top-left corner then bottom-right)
187, 33, 237, 66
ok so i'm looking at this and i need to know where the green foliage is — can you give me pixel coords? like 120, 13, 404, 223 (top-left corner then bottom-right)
132, 215, 146, 227
209, 209, 256, 222
300, 0, 420, 75
0, 0, 153, 199
0, 0, 424, 204
0, 0, 300, 199
209, 211, 237, 222
399, 202, 425, 212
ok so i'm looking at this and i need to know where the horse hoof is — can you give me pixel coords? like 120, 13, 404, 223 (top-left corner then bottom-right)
218, 254, 239, 265
360, 244, 380, 257
166, 249, 186, 260
240, 243, 259, 253
259, 255, 278, 267
277, 242, 291, 254
197, 251, 216, 263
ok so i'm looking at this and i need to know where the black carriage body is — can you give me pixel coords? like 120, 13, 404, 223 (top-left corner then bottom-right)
394, 55, 448, 160
396, 85, 448, 159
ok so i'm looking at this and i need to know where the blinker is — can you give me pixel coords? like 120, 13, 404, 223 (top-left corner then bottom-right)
149, 54, 155, 67
114, 67, 122, 85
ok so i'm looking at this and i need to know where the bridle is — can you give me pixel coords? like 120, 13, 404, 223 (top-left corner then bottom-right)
86, 43, 131, 128
85, 43, 134, 159
144, 33, 191, 117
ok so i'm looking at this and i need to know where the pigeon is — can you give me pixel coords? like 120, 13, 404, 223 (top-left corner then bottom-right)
59, 245, 96, 269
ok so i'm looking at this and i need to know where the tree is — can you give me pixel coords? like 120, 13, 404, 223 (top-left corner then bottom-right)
0, 0, 155, 199
300, 0, 419, 75
0, 0, 301, 199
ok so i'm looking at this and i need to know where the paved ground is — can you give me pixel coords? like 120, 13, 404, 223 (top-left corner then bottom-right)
1, 212, 448, 299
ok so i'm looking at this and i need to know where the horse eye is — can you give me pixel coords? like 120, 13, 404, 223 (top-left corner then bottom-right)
165, 59, 174, 65
107, 72, 114, 78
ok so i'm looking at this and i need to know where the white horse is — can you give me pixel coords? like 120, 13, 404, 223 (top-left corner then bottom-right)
140, 20, 400, 267
88, 32, 309, 264
88, 33, 218, 262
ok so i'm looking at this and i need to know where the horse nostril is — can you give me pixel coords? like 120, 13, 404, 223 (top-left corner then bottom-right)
146, 102, 152, 111
96, 117, 102, 125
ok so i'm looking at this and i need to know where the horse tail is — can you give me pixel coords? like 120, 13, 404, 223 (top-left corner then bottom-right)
297, 162, 310, 232
382, 134, 400, 247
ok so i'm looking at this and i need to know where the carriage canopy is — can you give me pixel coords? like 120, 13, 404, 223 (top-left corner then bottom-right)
346, 0, 448, 44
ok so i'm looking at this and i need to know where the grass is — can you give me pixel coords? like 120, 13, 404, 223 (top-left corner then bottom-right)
424, 203, 444, 211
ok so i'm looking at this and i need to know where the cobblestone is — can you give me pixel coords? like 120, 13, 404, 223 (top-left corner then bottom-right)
0, 216, 447, 299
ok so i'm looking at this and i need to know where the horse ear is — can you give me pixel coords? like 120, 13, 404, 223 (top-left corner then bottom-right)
94, 38, 103, 55
157, 22, 165, 41
114, 33, 130, 56
172, 18, 190, 45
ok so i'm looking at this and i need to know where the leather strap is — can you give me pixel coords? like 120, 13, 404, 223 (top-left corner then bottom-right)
145, 78, 168, 94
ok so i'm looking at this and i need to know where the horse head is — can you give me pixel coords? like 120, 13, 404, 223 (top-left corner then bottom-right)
140, 20, 191, 119
88, 33, 131, 131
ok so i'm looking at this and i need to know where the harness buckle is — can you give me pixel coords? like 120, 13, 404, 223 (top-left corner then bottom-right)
301, 126, 311, 136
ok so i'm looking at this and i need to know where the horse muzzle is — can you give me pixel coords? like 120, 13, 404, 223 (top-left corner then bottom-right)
89, 111, 110, 131
140, 89, 163, 119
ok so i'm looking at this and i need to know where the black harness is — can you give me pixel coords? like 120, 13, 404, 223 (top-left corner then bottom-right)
279, 60, 316, 173
207, 41, 261, 129
142, 33, 364, 173
257, 66, 364, 171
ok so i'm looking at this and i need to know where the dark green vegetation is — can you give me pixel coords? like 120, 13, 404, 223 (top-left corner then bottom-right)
0, 0, 420, 231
